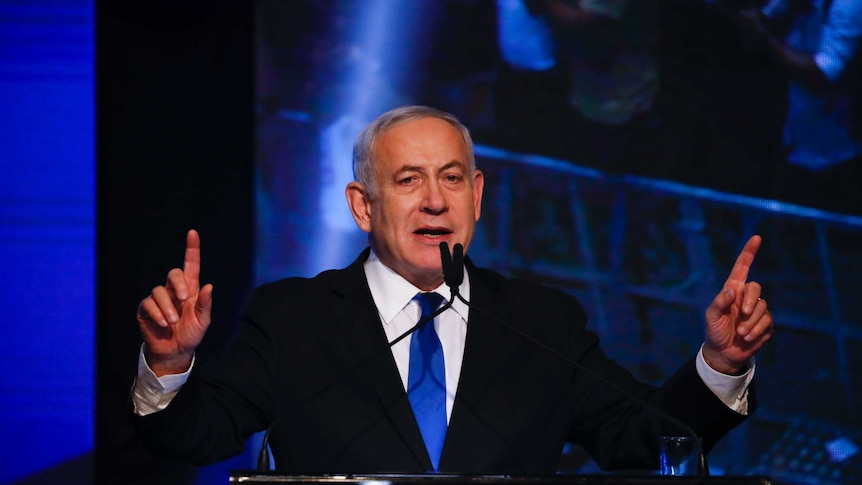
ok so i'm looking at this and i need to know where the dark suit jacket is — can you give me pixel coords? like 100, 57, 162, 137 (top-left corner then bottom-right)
135, 248, 751, 473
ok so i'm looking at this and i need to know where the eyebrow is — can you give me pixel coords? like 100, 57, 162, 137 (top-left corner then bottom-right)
394, 160, 466, 175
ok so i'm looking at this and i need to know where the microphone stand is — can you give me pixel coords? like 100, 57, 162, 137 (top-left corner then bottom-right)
257, 426, 272, 471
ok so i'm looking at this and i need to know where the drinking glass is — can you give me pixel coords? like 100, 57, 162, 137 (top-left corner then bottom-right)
659, 436, 699, 476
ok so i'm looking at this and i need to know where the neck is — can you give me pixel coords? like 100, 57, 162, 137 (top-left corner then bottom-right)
413, 277, 445, 293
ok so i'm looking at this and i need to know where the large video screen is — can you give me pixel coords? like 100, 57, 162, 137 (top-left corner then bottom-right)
254, 1, 861, 482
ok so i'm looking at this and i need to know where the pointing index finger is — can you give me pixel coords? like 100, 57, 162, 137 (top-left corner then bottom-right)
724, 235, 761, 291
184, 229, 202, 293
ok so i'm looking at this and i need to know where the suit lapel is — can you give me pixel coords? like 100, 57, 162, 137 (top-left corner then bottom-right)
329, 249, 432, 470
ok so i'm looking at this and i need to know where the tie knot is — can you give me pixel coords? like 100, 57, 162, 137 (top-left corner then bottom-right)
415, 292, 445, 319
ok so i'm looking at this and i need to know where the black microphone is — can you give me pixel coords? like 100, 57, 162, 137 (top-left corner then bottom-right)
452, 244, 464, 279
440, 242, 464, 292
440, 241, 454, 284
440, 242, 710, 476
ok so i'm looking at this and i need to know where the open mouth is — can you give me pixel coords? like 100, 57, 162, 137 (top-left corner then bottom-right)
414, 227, 452, 238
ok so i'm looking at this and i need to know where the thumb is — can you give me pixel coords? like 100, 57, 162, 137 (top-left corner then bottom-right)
706, 287, 735, 323
196, 283, 213, 326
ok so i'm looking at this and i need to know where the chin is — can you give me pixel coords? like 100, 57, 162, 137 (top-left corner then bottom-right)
409, 253, 443, 273
414, 256, 442, 272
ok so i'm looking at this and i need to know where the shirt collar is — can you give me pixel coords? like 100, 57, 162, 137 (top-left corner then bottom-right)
364, 249, 471, 324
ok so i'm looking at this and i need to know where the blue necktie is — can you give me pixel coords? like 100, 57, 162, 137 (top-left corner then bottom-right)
407, 292, 447, 471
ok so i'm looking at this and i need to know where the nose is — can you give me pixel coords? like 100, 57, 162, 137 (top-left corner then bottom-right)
421, 179, 448, 215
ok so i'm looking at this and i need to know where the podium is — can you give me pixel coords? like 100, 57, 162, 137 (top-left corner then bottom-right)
229, 472, 772, 484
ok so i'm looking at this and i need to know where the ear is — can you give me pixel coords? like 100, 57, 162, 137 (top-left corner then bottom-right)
346, 181, 373, 233
472, 169, 484, 222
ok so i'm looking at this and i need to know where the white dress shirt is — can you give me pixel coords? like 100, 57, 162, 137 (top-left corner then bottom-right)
363, 250, 469, 423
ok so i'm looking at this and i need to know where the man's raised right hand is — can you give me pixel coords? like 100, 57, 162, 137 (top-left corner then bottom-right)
137, 229, 213, 377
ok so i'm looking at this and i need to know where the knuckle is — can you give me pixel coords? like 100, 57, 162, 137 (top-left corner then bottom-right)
138, 299, 154, 318
166, 268, 183, 282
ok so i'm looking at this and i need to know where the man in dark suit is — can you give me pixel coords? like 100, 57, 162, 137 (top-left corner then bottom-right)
133, 105, 774, 473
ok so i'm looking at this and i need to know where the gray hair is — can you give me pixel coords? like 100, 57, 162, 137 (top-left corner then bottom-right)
352, 105, 476, 200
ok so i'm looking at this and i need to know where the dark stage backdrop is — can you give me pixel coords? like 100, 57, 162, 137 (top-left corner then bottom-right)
95, 1, 254, 484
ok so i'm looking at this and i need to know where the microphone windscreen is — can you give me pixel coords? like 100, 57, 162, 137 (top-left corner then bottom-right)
451, 243, 464, 287
439, 242, 453, 285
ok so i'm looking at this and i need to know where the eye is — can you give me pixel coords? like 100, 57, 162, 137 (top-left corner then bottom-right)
398, 175, 417, 185
444, 173, 463, 184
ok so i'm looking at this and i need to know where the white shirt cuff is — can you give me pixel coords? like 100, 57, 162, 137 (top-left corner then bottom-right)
131, 344, 194, 416
695, 345, 755, 415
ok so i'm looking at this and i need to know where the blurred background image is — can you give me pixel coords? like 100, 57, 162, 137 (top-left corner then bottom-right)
254, 0, 862, 483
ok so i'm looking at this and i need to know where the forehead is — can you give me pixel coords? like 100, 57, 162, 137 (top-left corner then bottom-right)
372, 117, 468, 168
